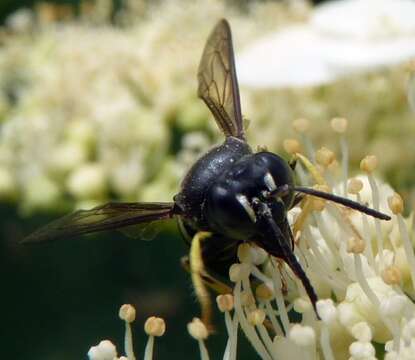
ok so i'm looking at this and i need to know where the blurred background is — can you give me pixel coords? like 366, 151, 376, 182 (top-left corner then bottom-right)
0, 0, 414, 358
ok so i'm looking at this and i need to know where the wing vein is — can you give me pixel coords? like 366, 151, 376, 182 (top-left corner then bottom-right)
197, 19, 245, 140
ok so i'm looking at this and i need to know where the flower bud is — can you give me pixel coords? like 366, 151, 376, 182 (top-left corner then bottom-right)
216, 294, 234, 312
360, 155, 378, 173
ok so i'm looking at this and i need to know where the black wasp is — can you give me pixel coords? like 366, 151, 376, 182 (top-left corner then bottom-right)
24, 19, 390, 326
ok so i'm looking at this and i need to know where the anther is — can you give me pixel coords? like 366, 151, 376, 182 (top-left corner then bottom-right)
247, 309, 266, 326
283, 138, 302, 154
216, 294, 234, 312
187, 318, 209, 340
347, 236, 365, 254
360, 155, 378, 173
388, 193, 404, 215
316, 147, 335, 167
348, 178, 364, 195
144, 316, 166, 337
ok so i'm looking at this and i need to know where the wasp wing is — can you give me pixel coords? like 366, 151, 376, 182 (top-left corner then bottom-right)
198, 19, 245, 140
22, 202, 177, 244
118, 221, 163, 241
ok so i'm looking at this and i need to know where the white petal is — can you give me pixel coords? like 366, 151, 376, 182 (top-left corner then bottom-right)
237, 25, 336, 89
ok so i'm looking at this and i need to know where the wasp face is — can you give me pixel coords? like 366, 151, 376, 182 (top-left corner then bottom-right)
204, 152, 295, 240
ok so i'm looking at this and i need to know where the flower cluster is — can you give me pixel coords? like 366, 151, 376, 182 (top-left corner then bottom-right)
208, 119, 415, 360
88, 118, 415, 359
0, 0, 412, 215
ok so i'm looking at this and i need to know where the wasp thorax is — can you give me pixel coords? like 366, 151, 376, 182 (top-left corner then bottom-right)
204, 152, 294, 240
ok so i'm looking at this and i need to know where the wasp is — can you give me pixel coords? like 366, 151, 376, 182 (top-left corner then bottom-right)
24, 19, 390, 327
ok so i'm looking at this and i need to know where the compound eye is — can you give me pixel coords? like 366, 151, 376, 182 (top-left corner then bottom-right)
205, 184, 257, 240
254, 152, 294, 207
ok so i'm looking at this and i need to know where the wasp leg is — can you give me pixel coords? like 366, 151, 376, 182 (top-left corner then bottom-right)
188, 231, 217, 332
182, 254, 278, 336
181, 255, 233, 295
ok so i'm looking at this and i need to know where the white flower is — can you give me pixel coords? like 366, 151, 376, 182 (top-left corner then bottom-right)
66, 163, 107, 200
87, 340, 117, 360
48, 141, 89, 174
237, 25, 336, 88
5, 8, 34, 32
23, 173, 61, 212
238, 0, 415, 88
339, 277, 401, 342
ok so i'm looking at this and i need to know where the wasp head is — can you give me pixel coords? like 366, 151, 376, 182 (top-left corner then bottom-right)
204, 152, 295, 240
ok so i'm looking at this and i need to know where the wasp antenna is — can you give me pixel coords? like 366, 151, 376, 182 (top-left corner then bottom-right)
293, 186, 391, 221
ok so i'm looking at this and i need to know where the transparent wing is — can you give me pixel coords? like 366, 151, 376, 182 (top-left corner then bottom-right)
198, 19, 245, 140
22, 202, 176, 244
119, 221, 162, 241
